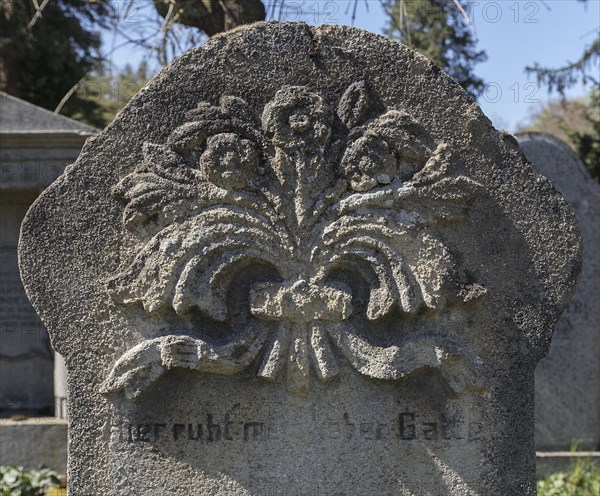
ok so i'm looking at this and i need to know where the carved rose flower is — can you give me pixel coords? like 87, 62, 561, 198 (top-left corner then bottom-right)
199, 133, 259, 189
340, 110, 433, 192
341, 135, 397, 192
262, 86, 333, 153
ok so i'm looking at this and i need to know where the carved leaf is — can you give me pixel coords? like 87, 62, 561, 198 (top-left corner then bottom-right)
319, 215, 426, 317
113, 144, 202, 227
219, 95, 257, 123
367, 110, 432, 164
168, 97, 264, 153
141, 143, 202, 183
415, 176, 482, 202
108, 207, 291, 317
410, 232, 459, 309
337, 80, 371, 129
173, 248, 283, 320
168, 119, 264, 153
325, 249, 397, 320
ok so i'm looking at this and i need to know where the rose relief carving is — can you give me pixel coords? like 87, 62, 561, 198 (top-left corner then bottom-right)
102, 82, 486, 399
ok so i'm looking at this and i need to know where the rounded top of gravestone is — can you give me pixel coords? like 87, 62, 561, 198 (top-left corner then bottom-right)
19, 22, 580, 389
516, 132, 600, 198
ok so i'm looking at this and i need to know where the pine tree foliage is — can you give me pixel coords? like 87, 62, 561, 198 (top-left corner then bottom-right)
0, 0, 113, 119
526, 38, 600, 95
569, 89, 600, 182
382, 0, 487, 100
524, 0, 599, 181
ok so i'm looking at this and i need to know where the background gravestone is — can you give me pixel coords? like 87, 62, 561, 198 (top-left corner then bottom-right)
19, 23, 580, 495
516, 132, 599, 452
0, 93, 92, 472
0, 93, 95, 415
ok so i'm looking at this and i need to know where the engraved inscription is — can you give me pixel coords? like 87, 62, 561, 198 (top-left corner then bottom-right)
321, 411, 481, 443
111, 407, 482, 446
113, 416, 267, 444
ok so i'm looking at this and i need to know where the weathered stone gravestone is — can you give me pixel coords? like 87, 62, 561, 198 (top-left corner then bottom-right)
516, 132, 599, 452
1, 93, 95, 416
19, 24, 581, 495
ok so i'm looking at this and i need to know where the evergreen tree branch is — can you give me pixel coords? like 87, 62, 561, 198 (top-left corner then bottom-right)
525, 38, 600, 95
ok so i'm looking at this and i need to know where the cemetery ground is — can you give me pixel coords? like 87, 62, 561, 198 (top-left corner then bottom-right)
1, 454, 600, 495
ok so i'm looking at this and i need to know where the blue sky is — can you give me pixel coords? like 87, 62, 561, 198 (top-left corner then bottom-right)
107, 1, 600, 131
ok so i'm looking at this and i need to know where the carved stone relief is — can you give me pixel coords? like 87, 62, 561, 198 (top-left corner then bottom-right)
103, 82, 485, 398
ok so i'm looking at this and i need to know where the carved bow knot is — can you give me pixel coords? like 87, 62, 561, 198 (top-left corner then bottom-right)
250, 279, 353, 323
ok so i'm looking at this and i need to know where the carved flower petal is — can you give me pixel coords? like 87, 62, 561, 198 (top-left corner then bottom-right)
142, 143, 203, 183
262, 85, 333, 153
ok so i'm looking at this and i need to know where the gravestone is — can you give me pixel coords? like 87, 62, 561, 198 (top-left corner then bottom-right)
516, 132, 599, 452
0, 92, 95, 415
19, 24, 580, 495
0, 93, 91, 472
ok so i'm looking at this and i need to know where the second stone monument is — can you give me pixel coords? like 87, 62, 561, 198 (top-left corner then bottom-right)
19, 23, 580, 495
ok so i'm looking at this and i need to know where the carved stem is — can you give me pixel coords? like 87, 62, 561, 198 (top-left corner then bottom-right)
287, 324, 310, 394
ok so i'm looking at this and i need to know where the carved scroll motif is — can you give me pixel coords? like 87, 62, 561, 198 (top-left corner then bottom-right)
103, 82, 486, 398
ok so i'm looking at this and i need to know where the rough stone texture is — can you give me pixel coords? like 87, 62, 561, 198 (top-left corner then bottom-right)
516, 132, 600, 451
19, 23, 580, 495
1, 93, 95, 412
